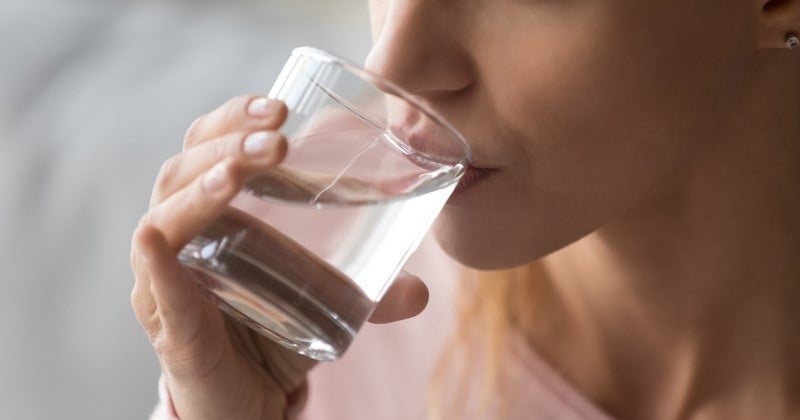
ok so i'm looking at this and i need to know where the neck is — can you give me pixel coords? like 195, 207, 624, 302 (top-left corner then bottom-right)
533, 52, 800, 419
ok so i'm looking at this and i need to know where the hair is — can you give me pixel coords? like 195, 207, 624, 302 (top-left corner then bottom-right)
427, 261, 558, 419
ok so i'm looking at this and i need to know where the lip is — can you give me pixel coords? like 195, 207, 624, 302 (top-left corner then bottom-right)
449, 166, 497, 200
388, 122, 498, 198
390, 118, 471, 159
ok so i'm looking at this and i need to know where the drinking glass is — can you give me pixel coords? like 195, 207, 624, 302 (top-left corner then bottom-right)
178, 47, 471, 361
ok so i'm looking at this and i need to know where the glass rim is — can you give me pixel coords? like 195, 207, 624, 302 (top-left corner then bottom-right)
290, 46, 473, 167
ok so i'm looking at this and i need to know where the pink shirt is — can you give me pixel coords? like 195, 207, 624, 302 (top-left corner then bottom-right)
150, 236, 615, 420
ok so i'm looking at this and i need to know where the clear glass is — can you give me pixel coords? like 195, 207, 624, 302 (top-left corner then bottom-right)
178, 47, 471, 361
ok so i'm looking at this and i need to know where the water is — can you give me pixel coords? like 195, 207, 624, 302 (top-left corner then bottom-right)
178, 129, 460, 361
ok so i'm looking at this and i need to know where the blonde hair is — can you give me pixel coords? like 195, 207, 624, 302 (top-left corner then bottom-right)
428, 262, 554, 419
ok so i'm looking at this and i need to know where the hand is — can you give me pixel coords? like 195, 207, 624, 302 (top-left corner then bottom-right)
130, 95, 429, 419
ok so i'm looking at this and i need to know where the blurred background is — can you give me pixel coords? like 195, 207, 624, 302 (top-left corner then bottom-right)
0, 0, 370, 418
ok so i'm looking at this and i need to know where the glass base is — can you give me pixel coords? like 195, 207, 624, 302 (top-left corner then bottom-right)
190, 266, 342, 361
177, 208, 376, 361
181, 249, 367, 361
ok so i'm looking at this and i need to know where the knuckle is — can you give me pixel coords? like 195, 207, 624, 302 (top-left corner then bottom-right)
183, 116, 205, 148
130, 281, 143, 307
130, 285, 152, 320
213, 135, 235, 161
152, 336, 170, 358
129, 244, 141, 274
152, 330, 184, 362
152, 336, 196, 372
130, 221, 153, 271
131, 288, 162, 342
130, 232, 141, 269
144, 316, 164, 345
153, 155, 180, 197
158, 155, 179, 182
223, 98, 245, 125
137, 213, 154, 233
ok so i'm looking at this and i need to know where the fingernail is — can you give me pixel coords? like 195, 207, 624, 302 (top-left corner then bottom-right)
243, 131, 278, 157
247, 97, 278, 117
203, 162, 228, 193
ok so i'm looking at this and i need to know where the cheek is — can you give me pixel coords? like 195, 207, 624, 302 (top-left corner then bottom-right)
493, 0, 754, 214
435, 0, 757, 269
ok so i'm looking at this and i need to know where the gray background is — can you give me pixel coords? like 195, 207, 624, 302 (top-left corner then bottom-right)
0, 1, 370, 418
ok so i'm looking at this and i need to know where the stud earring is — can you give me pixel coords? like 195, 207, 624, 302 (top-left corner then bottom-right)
787, 32, 800, 49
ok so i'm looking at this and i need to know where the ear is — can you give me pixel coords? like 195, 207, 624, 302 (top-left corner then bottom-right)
758, 0, 800, 48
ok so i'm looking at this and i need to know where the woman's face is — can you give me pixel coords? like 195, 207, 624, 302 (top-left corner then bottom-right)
366, 0, 760, 270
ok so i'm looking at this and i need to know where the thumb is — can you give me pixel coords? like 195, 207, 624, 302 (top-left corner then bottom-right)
368, 271, 429, 324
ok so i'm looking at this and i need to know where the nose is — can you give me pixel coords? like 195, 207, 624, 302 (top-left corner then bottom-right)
364, 0, 474, 99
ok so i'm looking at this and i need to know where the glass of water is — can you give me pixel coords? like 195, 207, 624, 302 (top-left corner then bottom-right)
178, 47, 471, 361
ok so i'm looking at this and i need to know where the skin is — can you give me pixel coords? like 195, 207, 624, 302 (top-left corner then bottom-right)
130, 96, 429, 419
369, 0, 761, 269
366, 0, 800, 418
131, 0, 800, 418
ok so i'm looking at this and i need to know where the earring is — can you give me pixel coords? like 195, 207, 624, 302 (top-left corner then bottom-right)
787, 32, 800, 49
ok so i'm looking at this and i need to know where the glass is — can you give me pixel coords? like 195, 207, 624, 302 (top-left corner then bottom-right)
178, 47, 471, 361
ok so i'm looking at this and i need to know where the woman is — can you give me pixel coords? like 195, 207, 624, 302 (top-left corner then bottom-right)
130, 0, 800, 418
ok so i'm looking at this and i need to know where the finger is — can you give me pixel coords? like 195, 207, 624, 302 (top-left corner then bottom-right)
143, 158, 243, 253
130, 235, 159, 340
134, 224, 237, 390
183, 95, 287, 149
151, 130, 287, 207
135, 224, 225, 346
132, 226, 199, 342
369, 271, 429, 324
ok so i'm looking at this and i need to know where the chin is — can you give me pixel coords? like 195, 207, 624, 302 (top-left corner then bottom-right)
431, 203, 595, 270
431, 217, 543, 271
